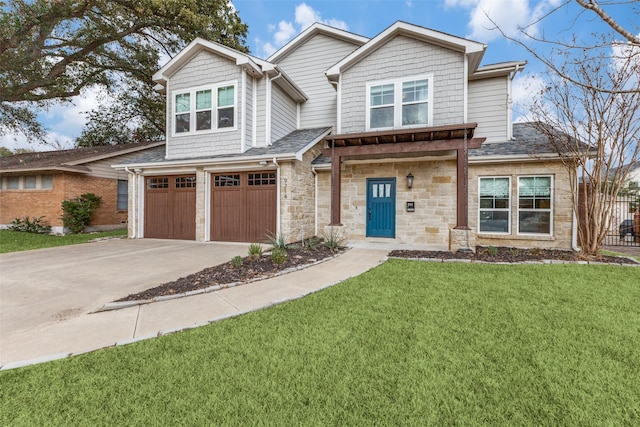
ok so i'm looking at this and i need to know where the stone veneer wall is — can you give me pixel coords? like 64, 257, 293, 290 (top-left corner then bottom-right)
469, 160, 574, 250
316, 159, 574, 250
317, 159, 458, 248
279, 145, 323, 242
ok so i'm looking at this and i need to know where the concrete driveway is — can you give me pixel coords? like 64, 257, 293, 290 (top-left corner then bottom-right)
0, 239, 248, 345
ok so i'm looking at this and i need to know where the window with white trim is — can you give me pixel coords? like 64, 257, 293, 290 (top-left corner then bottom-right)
173, 82, 236, 135
479, 177, 510, 233
367, 75, 432, 130
518, 176, 552, 235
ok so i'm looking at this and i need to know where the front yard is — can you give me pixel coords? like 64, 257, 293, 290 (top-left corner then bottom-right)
1, 260, 638, 425
0, 229, 127, 253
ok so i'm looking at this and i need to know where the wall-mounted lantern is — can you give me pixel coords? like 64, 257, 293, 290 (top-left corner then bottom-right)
406, 172, 414, 190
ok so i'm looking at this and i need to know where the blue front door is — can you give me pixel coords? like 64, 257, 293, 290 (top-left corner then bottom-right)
366, 178, 396, 238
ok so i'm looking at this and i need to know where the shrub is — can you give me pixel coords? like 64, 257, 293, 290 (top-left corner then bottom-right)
266, 232, 288, 250
248, 243, 263, 260
61, 193, 102, 234
323, 227, 345, 251
231, 255, 243, 269
270, 247, 287, 264
303, 236, 321, 250
8, 216, 52, 234
488, 246, 498, 256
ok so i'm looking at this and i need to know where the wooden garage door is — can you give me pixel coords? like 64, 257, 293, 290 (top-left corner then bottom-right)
211, 171, 276, 242
145, 175, 196, 240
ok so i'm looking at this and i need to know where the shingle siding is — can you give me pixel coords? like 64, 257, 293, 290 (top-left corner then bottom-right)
277, 33, 362, 129
167, 50, 243, 159
468, 77, 509, 142
340, 35, 465, 133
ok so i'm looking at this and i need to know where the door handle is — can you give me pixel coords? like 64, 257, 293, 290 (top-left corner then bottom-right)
368, 209, 372, 221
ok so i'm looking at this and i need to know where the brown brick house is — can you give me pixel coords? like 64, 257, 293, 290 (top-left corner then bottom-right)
0, 141, 164, 233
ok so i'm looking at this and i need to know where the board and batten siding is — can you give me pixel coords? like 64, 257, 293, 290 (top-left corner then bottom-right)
166, 50, 244, 159
468, 77, 509, 142
271, 84, 298, 143
340, 35, 465, 134
276, 33, 362, 130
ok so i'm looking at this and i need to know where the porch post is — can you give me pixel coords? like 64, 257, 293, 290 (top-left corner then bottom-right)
455, 147, 470, 230
330, 152, 342, 225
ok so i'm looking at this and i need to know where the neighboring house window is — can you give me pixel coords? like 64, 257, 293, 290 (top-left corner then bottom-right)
518, 176, 553, 235
117, 179, 128, 210
173, 82, 236, 135
479, 177, 510, 233
366, 75, 432, 130
41, 175, 53, 189
24, 176, 37, 189
7, 176, 19, 189
2, 175, 53, 190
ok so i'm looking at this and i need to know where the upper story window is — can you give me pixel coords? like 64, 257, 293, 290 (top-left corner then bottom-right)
366, 75, 433, 131
173, 81, 236, 136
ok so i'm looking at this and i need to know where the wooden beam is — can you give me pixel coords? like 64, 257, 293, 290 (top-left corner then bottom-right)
330, 152, 342, 225
322, 138, 485, 157
454, 147, 470, 230
324, 123, 479, 144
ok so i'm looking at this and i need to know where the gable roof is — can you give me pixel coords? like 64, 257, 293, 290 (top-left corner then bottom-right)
152, 38, 307, 102
0, 141, 165, 174
267, 22, 369, 63
325, 21, 487, 81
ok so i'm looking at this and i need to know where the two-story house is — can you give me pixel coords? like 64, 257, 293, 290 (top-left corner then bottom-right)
116, 21, 576, 251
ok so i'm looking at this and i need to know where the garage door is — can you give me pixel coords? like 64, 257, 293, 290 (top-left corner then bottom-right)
211, 171, 276, 242
145, 175, 196, 240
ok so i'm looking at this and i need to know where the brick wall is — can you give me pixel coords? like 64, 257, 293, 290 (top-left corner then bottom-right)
0, 173, 127, 231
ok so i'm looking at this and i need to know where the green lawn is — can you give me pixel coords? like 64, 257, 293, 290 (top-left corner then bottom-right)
1, 260, 638, 425
0, 229, 127, 253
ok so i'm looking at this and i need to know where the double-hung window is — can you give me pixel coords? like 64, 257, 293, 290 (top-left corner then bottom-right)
173, 82, 236, 135
518, 176, 552, 234
479, 177, 510, 233
367, 75, 432, 130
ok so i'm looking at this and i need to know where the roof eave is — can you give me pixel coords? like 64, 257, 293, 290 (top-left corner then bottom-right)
64, 141, 166, 166
112, 153, 299, 171
326, 21, 487, 79
268, 23, 369, 63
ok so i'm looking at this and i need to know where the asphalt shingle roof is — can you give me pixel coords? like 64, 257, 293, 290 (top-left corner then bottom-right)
119, 127, 332, 166
0, 141, 163, 172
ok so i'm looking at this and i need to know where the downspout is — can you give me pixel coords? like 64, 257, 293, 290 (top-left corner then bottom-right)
124, 167, 137, 238
312, 166, 318, 236
273, 157, 281, 235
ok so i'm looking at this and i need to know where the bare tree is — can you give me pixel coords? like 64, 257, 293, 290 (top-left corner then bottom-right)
525, 45, 640, 254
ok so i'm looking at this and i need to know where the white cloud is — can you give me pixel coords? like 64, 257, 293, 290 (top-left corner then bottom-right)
0, 86, 107, 152
511, 72, 546, 121
273, 20, 297, 45
446, 0, 562, 42
257, 3, 348, 58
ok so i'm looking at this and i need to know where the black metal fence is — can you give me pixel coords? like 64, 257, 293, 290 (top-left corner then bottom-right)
603, 193, 640, 247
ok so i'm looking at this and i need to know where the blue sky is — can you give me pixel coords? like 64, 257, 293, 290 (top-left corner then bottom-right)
1, 0, 635, 151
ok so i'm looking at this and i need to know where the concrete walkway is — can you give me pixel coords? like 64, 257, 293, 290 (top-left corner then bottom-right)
0, 246, 388, 369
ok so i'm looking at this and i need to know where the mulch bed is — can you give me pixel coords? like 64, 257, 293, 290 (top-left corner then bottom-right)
390, 246, 639, 265
116, 245, 637, 303
117, 245, 343, 302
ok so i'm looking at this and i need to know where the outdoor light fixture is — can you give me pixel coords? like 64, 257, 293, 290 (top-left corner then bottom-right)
406, 172, 414, 189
